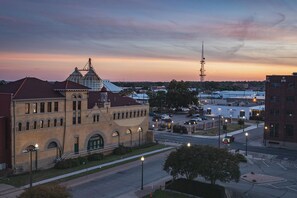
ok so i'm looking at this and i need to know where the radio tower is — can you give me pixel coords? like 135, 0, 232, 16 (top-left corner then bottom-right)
199, 42, 206, 82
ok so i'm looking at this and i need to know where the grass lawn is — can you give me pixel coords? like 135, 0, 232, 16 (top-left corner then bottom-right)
194, 124, 249, 136
0, 144, 169, 187
142, 189, 193, 198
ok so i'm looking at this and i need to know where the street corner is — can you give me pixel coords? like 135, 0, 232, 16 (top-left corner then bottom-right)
241, 172, 285, 184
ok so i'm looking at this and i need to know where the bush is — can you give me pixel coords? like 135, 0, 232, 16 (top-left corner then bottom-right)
77, 156, 88, 164
113, 145, 132, 155
87, 153, 104, 161
19, 183, 71, 198
173, 125, 188, 134
166, 178, 226, 198
54, 158, 80, 169
234, 153, 247, 163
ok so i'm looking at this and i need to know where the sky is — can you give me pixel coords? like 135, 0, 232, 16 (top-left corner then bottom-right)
1, 0, 297, 82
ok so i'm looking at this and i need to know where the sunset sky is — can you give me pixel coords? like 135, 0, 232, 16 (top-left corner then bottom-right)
1, 0, 297, 82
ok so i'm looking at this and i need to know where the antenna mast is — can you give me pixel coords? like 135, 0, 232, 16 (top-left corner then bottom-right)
199, 42, 206, 82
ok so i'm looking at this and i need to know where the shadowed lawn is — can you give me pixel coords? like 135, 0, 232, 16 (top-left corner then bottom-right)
194, 124, 249, 136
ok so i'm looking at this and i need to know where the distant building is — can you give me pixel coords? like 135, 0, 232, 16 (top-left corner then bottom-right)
0, 77, 149, 172
264, 73, 297, 149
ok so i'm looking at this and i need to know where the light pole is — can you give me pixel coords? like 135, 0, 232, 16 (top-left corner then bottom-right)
140, 156, 144, 190
264, 126, 268, 146
138, 127, 141, 147
256, 113, 259, 128
224, 119, 228, 136
171, 121, 174, 133
218, 115, 221, 148
34, 143, 39, 171
245, 132, 248, 156
23, 144, 39, 188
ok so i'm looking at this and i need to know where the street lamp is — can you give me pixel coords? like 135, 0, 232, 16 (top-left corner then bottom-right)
187, 142, 191, 147
23, 144, 39, 188
218, 115, 221, 148
245, 132, 248, 156
34, 143, 39, 171
140, 156, 145, 190
256, 113, 259, 128
264, 126, 268, 146
171, 121, 174, 133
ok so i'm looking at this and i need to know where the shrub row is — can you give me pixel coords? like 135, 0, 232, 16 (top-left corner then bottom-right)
166, 178, 226, 198
172, 125, 188, 134
54, 153, 104, 169
19, 183, 71, 198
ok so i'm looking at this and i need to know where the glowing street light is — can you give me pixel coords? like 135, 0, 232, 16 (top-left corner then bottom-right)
140, 156, 145, 190
245, 133, 248, 156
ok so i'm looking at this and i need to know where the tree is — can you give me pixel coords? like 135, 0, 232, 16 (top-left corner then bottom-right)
164, 145, 243, 185
147, 90, 167, 111
166, 80, 198, 109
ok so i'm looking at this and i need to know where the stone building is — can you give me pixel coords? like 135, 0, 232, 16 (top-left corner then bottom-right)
0, 77, 149, 172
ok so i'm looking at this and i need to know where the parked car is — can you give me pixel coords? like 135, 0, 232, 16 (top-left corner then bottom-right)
184, 119, 199, 125
191, 117, 202, 122
161, 114, 170, 120
222, 135, 235, 144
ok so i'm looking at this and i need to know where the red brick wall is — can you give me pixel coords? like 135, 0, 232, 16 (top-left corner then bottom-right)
0, 93, 11, 168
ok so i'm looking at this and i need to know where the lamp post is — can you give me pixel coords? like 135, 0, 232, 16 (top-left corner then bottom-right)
256, 113, 259, 128
138, 127, 141, 147
23, 144, 39, 188
224, 119, 228, 136
171, 121, 174, 133
218, 115, 221, 148
34, 143, 39, 171
140, 156, 144, 190
245, 132, 248, 156
187, 142, 191, 147
264, 126, 268, 146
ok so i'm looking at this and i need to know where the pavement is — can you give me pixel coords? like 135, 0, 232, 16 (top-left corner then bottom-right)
0, 122, 284, 198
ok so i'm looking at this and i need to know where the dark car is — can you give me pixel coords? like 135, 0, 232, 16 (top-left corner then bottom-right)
222, 135, 235, 144
184, 120, 197, 125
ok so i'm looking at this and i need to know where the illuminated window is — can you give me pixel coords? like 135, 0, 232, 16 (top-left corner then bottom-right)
33, 103, 37, 113
25, 103, 30, 114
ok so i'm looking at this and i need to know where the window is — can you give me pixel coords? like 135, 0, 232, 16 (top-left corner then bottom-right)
54, 119, 57, 127
285, 125, 294, 137
270, 96, 279, 102
137, 110, 140, 117
239, 110, 245, 117
141, 110, 143, 116
33, 121, 37, 129
60, 118, 63, 126
288, 82, 295, 89
40, 120, 44, 128
130, 111, 132, 118
73, 112, 76, 124
270, 109, 279, 116
87, 134, 104, 151
47, 119, 51, 127
269, 123, 279, 137
96, 115, 99, 122
126, 112, 129, 118
286, 96, 295, 102
47, 102, 52, 112
25, 103, 30, 114
113, 113, 116, 120
117, 113, 120, 119
134, 111, 136, 117
48, 141, 58, 149
54, 102, 59, 112
78, 112, 81, 124
271, 82, 280, 87
18, 122, 22, 131
74, 137, 79, 154
112, 132, 119, 137
144, 110, 147, 116
26, 122, 30, 130
40, 102, 45, 113
122, 112, 125, 119
93, 115, 96, 122
73, 101, 76, 111
78, 101, 81, 110
33, 103, 37, 113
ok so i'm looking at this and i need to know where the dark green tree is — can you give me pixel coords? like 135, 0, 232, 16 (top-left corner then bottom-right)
147, 90, 167, 111
166, 80, 198, 109
164, 145, 243, 184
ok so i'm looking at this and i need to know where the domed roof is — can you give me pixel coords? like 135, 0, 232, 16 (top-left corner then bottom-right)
83, 67, 101, 81
67, 67, 83, 83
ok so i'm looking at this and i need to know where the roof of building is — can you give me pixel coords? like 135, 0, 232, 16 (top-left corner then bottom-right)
53, 80, 89, 90
88, 91, 140, 108
103, 80, 123, 93
0, 77, 88, 100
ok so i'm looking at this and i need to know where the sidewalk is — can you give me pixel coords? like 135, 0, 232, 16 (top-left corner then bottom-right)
0, 147, 173, 198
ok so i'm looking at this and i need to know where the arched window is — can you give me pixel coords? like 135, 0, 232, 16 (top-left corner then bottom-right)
18, 122, 22, 131
48, 141, 58, 149
87, 134, 104, 151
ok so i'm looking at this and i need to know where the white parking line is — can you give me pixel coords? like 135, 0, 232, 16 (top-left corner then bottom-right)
262, 160, 270, 167
287, 186, 297, 192
277, 162, 288, 171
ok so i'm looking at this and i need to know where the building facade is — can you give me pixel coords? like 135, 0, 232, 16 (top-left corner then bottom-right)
265, 74, 297, 149
0, 77, 149, 172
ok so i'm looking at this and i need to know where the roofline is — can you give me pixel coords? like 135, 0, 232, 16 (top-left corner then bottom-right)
13, 97, 65, 101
